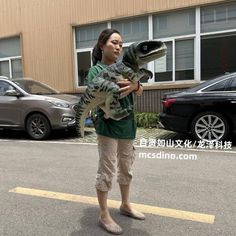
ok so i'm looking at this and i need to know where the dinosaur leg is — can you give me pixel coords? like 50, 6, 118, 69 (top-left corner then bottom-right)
129, 68, 153, 83
105, 90, 131, 120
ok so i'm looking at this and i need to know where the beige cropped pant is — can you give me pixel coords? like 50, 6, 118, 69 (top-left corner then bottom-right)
95, 135, 135, 192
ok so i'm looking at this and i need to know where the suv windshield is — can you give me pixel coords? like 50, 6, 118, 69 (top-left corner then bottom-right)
12, 79, 59, 95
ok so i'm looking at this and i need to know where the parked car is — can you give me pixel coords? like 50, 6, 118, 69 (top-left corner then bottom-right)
159, 72, 236, 142
0, 76, 89, 140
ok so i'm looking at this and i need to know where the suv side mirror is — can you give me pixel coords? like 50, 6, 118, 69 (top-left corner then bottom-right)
4, 89, 21, 97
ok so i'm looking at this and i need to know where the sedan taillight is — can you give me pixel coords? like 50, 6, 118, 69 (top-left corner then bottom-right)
162, 98, 176, 108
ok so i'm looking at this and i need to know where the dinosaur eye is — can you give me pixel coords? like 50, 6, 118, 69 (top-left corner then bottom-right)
142, 45, 148, 51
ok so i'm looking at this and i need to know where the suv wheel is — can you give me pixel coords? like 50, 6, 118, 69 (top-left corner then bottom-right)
191, 111, 229, 142
26, 113, 51, 140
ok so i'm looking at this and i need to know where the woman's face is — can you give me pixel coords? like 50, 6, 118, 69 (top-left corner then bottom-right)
101, 33, 123, 65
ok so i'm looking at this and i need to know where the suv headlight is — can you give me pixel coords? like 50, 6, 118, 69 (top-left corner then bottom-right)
48, 100, 70, 108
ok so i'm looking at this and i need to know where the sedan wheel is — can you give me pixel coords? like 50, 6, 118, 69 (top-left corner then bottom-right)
26, 113, 51, 140
191, 112, 229, 142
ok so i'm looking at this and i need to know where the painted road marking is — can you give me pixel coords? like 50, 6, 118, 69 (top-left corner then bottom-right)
9, 187, 215, 224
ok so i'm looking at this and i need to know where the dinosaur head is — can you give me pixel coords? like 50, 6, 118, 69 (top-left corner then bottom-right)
122, 40, 167, 71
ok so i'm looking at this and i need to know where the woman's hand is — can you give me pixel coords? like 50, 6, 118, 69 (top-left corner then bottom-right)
117, 79, 143, 97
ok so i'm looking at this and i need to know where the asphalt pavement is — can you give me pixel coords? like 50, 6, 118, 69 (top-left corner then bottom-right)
0, 139, 235, 236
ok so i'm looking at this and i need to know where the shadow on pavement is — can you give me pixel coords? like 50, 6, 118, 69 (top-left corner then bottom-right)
0, 129, 28, 140
70, 207, 151, 236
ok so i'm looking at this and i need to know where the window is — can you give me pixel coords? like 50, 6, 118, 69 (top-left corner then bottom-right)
0, 36, 22, 78
0, 37, 21, 58
0, 81, 14, 96
203, 79, 228, 92
154, 39, 194, 82
75, 23, 107, 86
75, 18, 149, 86
75, 23, 107, 49
12, 59, 22, 78
202, 8, 214, 24
153, 9, 195, 38
153, 9, 196, 82
201, 2, 236, 33
175, 39, 194, 81
227, 77, 236, 91
111, 16, 148, 43
0, 61, 10, 77
75, 11, 198, 86
215, 8, 226, 23
201, 34, 236, 80
158, 15, 167, 30
77, 51, 91, 86
154, 41, 172, 82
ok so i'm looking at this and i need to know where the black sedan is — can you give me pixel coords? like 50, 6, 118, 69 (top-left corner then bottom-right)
159, 72, 236, 142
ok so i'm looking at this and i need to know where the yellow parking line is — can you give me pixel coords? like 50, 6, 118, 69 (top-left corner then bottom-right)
9, 187, 215, 224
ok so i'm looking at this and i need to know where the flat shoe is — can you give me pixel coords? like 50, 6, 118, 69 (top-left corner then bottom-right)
120, 208, 145, 220
98, 218, 123, 235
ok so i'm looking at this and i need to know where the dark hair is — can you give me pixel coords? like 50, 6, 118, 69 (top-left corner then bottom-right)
92, 28, 121, 65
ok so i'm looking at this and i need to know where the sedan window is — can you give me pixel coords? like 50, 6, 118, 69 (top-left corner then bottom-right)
226, 77, 236, 91
202, 79, 228, 92
0, 81, 14, 96
13, 79, 58, 95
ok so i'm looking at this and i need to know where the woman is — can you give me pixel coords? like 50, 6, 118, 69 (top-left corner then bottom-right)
86, 28, 145, 235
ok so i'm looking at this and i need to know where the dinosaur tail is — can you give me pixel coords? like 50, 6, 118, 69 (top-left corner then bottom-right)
75, 92, 95, 138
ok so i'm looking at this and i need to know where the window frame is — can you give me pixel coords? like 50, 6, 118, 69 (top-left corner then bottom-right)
0, 55, 22, 79
74, 2, 236, 87
153, 35, 196, 83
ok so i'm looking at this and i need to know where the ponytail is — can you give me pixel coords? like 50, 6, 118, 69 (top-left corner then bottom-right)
92, 44, 102, 66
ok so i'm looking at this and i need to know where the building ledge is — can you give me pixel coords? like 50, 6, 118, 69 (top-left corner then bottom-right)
142, 80, 201, 90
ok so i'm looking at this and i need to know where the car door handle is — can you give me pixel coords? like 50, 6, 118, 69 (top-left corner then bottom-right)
230, 101, 236, 103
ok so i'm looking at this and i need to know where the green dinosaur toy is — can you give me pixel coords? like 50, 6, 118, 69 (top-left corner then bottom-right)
75, 40, 167, 137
